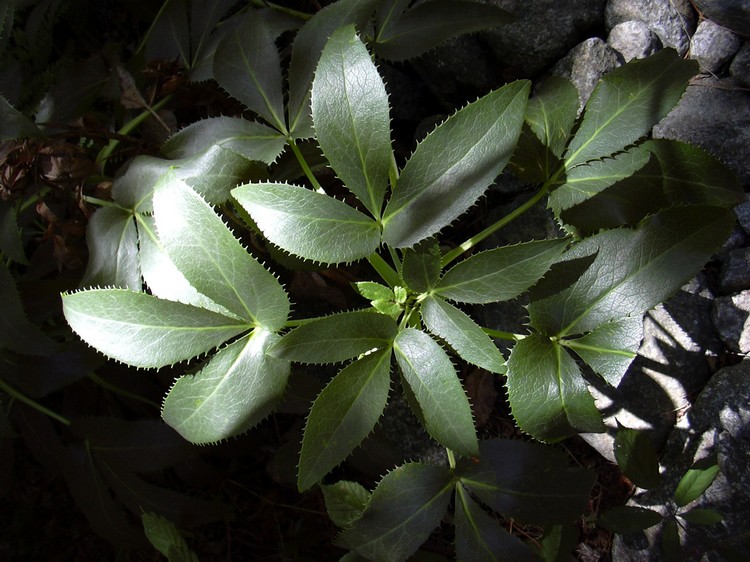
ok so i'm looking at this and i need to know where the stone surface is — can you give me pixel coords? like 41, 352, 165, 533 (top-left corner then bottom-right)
606, 0, 697, 55
613, 361, 750, 561
551, 37, 622, 109
729, 42, 750, 87
608, 20, 662, 61
692, 0, 750, 37
653, 77, 750, 186
719, 248, 750, 293
690, 20, 742, 74
713, 291, 750, 354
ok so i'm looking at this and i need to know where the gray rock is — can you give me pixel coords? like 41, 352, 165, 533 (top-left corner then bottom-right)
551, 37, 622, 109
712, 291, 750, 354
653, 77, 750, 186
719, 247, 750, 293
729, 42, 750, 87
692, 0, 750, 36
606, 0, 697, 55
608, 20, 663, 61
613, 361, 750, 561
690, 20, 742, 74
733, 196, 750, 236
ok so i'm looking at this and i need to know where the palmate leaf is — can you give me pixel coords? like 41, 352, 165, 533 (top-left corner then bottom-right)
79, 207, 140, 290
337, 462, 454, 562
271, 310, 397, 364
526, 76, 579, 159
153, 175, 289, 331
401, 238, 441, 293
563, 49, 697, 169
393, 328, 478, 456
213, 13, 286, 132
111, 155, 172, 213
434, 239, 568, 304
506, 334, 604, 442
232, 182, 380, 264
62, 289, 249, 369
529, 205, 735, 338
298, 348, 391, 491
372, 0, 513, 61
420, 295, 506, 374
311, 25, 392, 218
162, 329, 290, 444
382, 80, 530, 248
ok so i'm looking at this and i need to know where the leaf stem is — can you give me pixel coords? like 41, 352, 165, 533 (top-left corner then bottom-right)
81, 195, 131, 212
367, 252, 400, 288
446, 448, 456, 470
441, 182, 550, 267
482, 327, 525, 341
0, 378, 71, 426
288, 139, 324, 193
247, 0, 313, 20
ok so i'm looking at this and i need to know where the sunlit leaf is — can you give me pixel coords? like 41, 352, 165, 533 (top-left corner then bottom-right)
79, 207, 141, 290
111, 155, 172, 213
526, 76, 579, 158
354, 281, 394, 302
674, 459, 720, 507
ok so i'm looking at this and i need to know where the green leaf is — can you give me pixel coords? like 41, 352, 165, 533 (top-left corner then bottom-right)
142, 512, 199, 562
529, 205, 736, 338
537, 525, 578, 562
62, 289, 249, 369
0, 201, 27, 264
435, 239, 567, 304
598, 506, 662, 533
393, 328, 478, 456
213, 13, 286, 132
311, 25, 392, 218
420, 295, 506, 374
322, 480, 372, 528
162, 116, 286, 164
177, 145, 262, 205
79, 207, 141, 290
153, 175, 289, 331
562, 316, 642, 387
271, 310, 397, 364
401, 238, 441, 293
526, 76, 579, 159
674, 459, 720, 507
144, 0, 189, 64
456, 439, 595, 525
287, 0, 378, 137
506, 334, 604, 442
162, 329, 289, 444
354, 281, 394, 302
679, 508, 723, 526
0, 94, 40, 140
613, 426, 661, 490
232, 182, 381, 264
454, 485, 539, 561
298, 348, 391, 491
337, 462, 453, 562
372, 0, 513, 61
564, 49, 698, 169
382, 80, 530, 248
661, 518, 681, 562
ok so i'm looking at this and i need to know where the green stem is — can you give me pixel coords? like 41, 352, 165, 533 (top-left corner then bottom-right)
446, 448, 457, 470
288, 139, 324, 193
87, 372, 160, 409
81, 195, 131, 212
441, 182, 550, 267
0, 378, 71, 426
482, 327, 525, 341
18, 186, 51, 213
247, 0, 313, 20
367, 252, 401, 288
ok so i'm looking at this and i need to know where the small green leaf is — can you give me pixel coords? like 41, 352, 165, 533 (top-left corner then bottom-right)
0, 94, 40, 140
79, 207, 141, 290
393, 328, 478, 456
213, 14, 286, 132
162, 329, 289, 444
354, 281, 394, 302
435, 239, 567, 304
564, 49, 698, 169
373, 0, 513, 61
0, 201, 27, 264
337, 462, 453, 562
321, 480, 372, 528
421, 295, 506, 374
311, 25, 392, 217
232, 182, 381, 264
537, 524, 578, 562
153, 175, 289, 331
506, 334, 604, 442
454, 485, 539, 561
382, 80, 530, 248
661, 518, 681, 562
271, 310, 397, 364
372, 300, 401, 318
613, 426, 661, 490
526, 76, 579, 159
62, 289, 249, 369
674, 460, 720, 507
401, 238, 441, 293
678, 508, 723, 526
298, 348, 391, 491
142, 512, 199, 562
598, 506, 663, 533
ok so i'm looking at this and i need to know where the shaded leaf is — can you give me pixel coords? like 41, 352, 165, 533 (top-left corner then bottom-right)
674, 459, 720, 507
598, 506, 662, 533
162, 330, 289, 444
393, 328, 478, 456
232, 182, 380, 264
62, 289, 249, 369
401, 238, 441, 293
144, 0, 189, 64
383, 80, 530, 248
679, 508, 723, 526
322, 480, 371, 528
506, 334, 604, 442
142, 512, 199, 562
312, 25, 392, 217
613, 426, 661, 490
299, 348, 391, 491
337, 462, 453, 562
420, 295, 506, 374
271, 310, 397, 364
0, 94, 39, 140
435, 239, 567, 304
537, 524, 579, 562
661, 518, 681, 562
188, 0, 236, 69
79, 207, 141, 290
0, 201, 26, 263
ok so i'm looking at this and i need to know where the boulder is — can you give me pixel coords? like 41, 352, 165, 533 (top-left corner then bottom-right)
729, 42, 750, 87
606, 0, 697, 55
551, 37, 622, 109
713, 291, 750, 354
690, 20, 742, 74
608, 20, 662, 61
692, 0, 750, 37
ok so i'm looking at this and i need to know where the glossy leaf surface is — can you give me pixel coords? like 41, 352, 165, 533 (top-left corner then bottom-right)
79, 207, 140, 290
